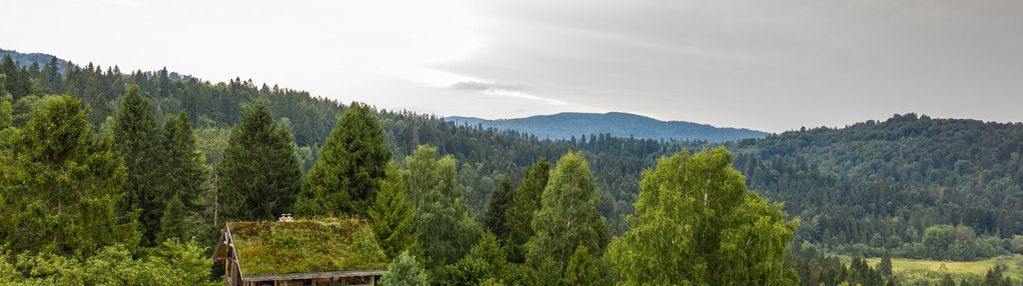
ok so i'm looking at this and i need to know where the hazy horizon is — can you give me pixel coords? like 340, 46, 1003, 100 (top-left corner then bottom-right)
3, 0, 1021, 132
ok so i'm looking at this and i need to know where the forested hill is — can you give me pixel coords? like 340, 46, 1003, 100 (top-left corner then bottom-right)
0, 48, 68, 72
446, 112, 767, 142
3, 48, 1023, 266
729, 115, 1023, 260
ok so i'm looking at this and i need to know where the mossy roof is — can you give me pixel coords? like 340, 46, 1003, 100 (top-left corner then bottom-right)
228, 218, 388, 276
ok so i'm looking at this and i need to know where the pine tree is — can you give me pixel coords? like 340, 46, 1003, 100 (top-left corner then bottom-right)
0, 96, 139, 255
607, 148, 799, 285
113, 85, 164, 243
503, 158, 550, 263
879, 251, 893, 278
484, 177, 514, 240
369, 164, 419, 258
219, 101, 302, 221
42, 56, 61, 93
405, 145, 482, 271
525, 151, 607, 281
296, 104, 391, 217
156, 195, 188, 243
0, 55, 32, 99
379, 251, 429, 286
160, 110, 209, 211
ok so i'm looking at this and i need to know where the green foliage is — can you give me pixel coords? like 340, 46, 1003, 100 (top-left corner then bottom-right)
441, 257, 493, 286
504, 158, 550, 263
441, 232, 509, 285
229, 218, 388, 275
159, 110, 210, 212
296, 104, 391, 217
113, 85, 165, 243
380, 251, 430, 286
0, 239, 217, 285
607, 148, 798, 285
562, 245, 607, 286
484, 177, 515, 241
156, 195, 188, 243
880, 251, 893, 278
525, 151, 607, 281
0, 55, 32, 99
405, 145, 482, 271
0, 96, 138, 256
219, 101, 302, 221
369, 164, 419, 258
0, 94, 11, 130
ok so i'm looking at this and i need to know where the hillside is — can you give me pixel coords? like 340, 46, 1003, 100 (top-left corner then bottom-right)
3, 49, 1022, 260
447, 112, 767, 142
0, 48, 68, 72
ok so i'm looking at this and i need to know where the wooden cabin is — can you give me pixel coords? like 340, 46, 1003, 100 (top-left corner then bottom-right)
214, 216, 389, 286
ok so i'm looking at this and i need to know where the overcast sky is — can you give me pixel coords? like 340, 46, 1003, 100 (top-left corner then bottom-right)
2, 0, 1021, 132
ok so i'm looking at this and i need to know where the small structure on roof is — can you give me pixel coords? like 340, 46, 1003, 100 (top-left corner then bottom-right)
214, 216, 389, 286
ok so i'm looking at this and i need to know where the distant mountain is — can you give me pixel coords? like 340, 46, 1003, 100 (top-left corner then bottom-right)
446, 112, 768, 142
0, 48, 68, 72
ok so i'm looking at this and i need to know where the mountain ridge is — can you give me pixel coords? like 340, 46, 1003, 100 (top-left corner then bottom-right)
446, 112, 768, 142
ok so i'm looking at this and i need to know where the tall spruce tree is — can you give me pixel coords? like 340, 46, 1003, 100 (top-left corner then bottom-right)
219, 101, 302, 221
0, 96, 139, 255
160, 110, 209, 211
525, 151, 607, 282
113, 85, 164, 243
503, 158, 550, 263
369, 164, 419, 259
483, 177, 515, 241
295, 104, 391, 217
405, 145, 482, 272
0, 55, 32, 99
607, 148, 799, 285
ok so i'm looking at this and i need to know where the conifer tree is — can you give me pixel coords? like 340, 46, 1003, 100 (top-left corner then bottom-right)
0, 55, 32, 99
503, 158, 550, 263
219, 101, 302, 221
296, 104, 391, 217
879, 251, 893, 278
160, 110, 209, 211
484, 177, 514, 240
525, 151, 607, 281
113, 85, 164, 243
607, 148, 798, 285
0, 96, 139, 255
156, 195, 188, 243
369, 164, 419, 258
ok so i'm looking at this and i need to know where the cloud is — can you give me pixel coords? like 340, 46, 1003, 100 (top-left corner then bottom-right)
449, 81, 566, 105
450, 81, 530, 92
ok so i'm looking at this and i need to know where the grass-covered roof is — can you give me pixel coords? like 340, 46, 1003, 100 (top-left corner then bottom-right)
229, 218, 388, 276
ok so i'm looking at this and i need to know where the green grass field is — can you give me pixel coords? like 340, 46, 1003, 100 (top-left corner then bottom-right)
864, 254, 1023, 284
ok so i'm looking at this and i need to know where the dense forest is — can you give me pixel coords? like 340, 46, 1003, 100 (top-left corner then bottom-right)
1, 51, 1021, 285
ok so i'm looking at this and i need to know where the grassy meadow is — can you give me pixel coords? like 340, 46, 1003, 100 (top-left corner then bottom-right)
864, 254, 1023, 284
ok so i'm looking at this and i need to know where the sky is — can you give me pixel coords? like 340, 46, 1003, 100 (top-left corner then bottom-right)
2, 0, 1021, 132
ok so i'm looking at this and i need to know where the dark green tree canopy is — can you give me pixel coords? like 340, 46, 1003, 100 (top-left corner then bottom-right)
113, 85, 164, 243
296, 104, 391, 217
369, 164, 419, 259
219, 101, 302, 221
0, 96, 138, 255
484, 176, 515, 241
503, 158, 550, 263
